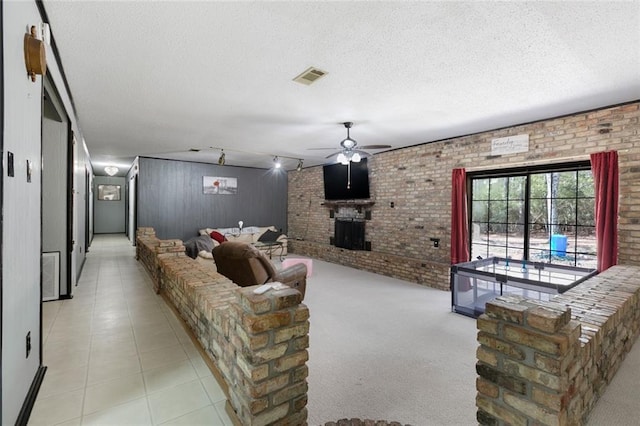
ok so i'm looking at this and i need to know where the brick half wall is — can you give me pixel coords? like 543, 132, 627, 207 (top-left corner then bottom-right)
476, 264, 640, 425
136, 228, 310, 426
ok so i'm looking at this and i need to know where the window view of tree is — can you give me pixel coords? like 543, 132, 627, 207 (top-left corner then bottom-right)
470, 164, 596, 268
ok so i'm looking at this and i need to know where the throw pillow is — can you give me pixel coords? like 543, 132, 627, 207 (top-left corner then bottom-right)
210, 231, 227, 244
258, 229, 282, 242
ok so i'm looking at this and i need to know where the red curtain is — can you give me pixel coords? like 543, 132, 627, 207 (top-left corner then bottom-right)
451, 168, 469, 265
590, 151, 619, 272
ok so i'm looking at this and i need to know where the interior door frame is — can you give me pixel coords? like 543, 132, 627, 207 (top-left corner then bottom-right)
85, 166, 90, 252
0, 0, 5, 410
67, 132, 75, 294
43, 76, 73, 299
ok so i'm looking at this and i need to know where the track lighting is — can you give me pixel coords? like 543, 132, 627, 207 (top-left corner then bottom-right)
210, 147, 300, 170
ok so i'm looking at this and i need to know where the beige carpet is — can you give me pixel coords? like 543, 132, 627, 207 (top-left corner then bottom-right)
585, 334, 640, 425
294, 256, 640, 426
297, 257, 478, 425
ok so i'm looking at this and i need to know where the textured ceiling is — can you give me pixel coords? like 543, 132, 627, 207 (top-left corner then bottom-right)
42, 1, 640, 174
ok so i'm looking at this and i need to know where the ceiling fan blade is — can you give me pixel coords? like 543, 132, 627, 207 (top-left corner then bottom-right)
359, 144, 392, 149
352, 149, 372, 158
307, 147, 336, 150
325, 152, 340, 159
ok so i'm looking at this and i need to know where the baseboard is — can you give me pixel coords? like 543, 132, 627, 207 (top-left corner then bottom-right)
16, 365, 47, 426
226, 400, 243, 426
76, 256, 87, 285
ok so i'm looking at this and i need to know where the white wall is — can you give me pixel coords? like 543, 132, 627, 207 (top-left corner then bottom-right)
128, 174, 137, 243
2, 1, 93, 421
88, 162, 94, 244
94, 176, 126, 233
2, 2, 44, 422
127, 157, 139, 243
75, 143, 89, 278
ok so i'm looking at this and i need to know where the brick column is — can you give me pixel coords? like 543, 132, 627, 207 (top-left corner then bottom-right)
155, 239, 185, 256
476, 296, 582, 426
153, 239, 186, 292
135, 227, 156, 260
135, 228, 161, 292
227, 287, 309, 426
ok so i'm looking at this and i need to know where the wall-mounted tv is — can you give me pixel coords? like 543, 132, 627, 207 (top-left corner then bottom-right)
323, 158, 370, 200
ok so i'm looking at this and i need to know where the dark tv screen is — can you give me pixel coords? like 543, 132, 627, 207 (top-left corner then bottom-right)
323, 158, 370, 200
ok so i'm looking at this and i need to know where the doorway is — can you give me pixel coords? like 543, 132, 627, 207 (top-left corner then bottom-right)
42, 77, 73, 299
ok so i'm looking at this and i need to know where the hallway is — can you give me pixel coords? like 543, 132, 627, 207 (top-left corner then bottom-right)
29, 234, 232, 425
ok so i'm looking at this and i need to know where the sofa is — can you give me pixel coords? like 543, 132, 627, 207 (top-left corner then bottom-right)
213, 241, 306, 299
197, 225, 288, 259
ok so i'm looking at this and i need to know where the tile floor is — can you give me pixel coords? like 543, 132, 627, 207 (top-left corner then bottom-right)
29, 234, 233, 426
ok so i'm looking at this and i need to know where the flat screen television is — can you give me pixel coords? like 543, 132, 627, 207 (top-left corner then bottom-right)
323, 158, 370, 200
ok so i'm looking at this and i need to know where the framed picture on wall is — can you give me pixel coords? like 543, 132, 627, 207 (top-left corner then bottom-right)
203, 176, 238, 195
97, 184, 121, 201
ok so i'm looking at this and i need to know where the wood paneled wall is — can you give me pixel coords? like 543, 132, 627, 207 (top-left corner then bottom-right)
137, 157, 288, 241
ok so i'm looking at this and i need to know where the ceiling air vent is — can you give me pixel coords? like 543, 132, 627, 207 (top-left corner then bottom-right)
293, 67, 328, 85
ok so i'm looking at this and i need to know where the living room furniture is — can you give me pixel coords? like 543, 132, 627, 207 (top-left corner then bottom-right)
212, 241, 307, 299
183, 235, 215, 259
252, 240, 285, 260
451, 256, 597, 318
281, 258, 313, 278
199, 225, 288, 256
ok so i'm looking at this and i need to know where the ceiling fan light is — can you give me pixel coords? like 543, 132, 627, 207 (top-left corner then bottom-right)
273, 156, 281, 169
337, 153, 348, 164
341, 137, 357, 150
351, 152, 361, 162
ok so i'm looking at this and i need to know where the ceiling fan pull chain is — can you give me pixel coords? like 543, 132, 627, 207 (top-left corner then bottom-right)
347, 161, 351, 189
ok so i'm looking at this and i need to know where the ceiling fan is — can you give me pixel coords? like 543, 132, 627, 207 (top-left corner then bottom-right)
310, 122, 391, 164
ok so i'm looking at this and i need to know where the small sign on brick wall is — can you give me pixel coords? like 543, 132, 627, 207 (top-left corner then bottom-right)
491, 134, 529, 156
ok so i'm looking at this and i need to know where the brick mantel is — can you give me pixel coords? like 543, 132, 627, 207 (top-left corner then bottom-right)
321, 200, 375, 208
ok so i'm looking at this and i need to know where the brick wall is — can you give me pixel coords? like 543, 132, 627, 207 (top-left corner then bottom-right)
476, 264, 640, 425
137, 228, 310, 426
290, 239, 448, 289
288, 102, 640, 289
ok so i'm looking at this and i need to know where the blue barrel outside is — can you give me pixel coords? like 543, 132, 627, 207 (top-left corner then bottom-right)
550, 234, 568, 257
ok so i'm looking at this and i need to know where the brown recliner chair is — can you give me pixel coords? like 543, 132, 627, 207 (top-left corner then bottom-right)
212, 241, 307, 299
